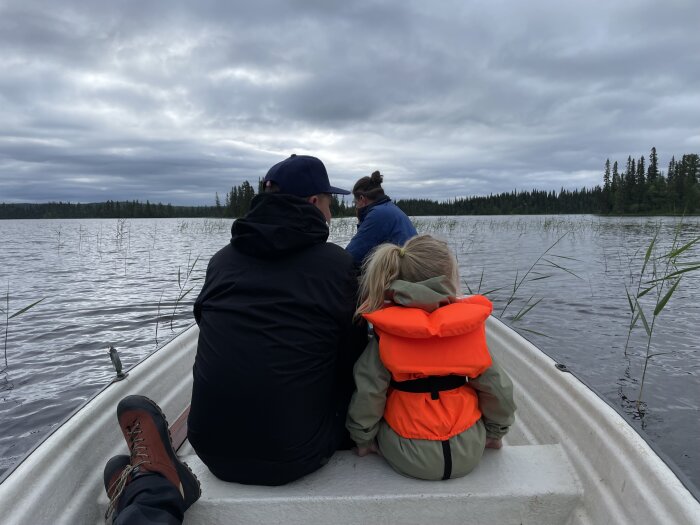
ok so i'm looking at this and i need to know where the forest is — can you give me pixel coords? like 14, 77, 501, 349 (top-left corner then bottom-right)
1, 148, 698, 219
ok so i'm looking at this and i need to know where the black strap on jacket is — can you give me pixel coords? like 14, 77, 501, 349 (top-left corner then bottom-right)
441, 440, 453, 480
390, 375, 467, 400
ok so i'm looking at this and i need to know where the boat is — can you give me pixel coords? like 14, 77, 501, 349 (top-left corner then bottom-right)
1, 317, 699, 524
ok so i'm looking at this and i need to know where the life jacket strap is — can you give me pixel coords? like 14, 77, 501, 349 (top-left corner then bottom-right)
390, 375, 467, 400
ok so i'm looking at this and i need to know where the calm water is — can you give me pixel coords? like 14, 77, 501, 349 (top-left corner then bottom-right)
1, 216, 698, 488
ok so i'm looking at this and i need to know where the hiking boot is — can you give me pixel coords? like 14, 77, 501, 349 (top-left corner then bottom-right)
105, 395, 201, 519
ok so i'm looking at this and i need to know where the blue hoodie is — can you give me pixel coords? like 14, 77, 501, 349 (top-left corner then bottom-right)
345, 196, 417, 264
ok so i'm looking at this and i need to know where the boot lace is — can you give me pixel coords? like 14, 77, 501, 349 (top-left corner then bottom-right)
105, 420, 150, 520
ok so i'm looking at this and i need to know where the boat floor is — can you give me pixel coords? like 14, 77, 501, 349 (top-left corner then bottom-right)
165, 441, 583, 524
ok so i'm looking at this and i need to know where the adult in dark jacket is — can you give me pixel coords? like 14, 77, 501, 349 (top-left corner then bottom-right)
345, 171, 417, 265
188, 154, 368, 486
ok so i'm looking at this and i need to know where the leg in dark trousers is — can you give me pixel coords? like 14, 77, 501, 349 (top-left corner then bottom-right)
113, 474, 185, 525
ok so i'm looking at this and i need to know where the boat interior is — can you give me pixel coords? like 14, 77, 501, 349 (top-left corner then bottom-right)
1, 321, 698, 524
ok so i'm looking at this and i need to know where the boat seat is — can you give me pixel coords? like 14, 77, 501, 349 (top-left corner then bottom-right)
180, 444, 582, 525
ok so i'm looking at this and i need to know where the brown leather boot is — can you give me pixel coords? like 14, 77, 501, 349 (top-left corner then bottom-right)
105, 395, 201, 520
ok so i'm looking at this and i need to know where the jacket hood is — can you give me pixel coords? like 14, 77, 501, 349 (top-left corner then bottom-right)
231, 193, 329, 258
386, 276, 458, 312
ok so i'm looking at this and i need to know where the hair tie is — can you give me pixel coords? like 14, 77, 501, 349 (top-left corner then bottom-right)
398, 247, 406, 257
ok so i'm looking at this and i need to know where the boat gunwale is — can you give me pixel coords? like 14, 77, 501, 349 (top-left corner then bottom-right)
0, 322, 197, 486
489, 316, 700, 504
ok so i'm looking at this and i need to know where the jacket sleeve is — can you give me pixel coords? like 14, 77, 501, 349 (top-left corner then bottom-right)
345, 210, 388, 265
346, 337, 391, 448
469, 357, 517, 439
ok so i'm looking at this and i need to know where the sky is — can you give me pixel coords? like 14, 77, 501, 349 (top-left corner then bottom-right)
1, 0, 699, 205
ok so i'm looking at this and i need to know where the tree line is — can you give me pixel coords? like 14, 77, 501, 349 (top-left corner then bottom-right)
398, 148, 698, 216
2, 147, 698, 219
0, 200, 219, 220
211, 178, 355, 218
0, 180, 355, 220
601, 148, 699, 214
395, 187, 603, 215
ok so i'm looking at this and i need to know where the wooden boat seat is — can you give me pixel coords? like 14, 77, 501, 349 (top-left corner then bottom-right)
178, 444, 582, 525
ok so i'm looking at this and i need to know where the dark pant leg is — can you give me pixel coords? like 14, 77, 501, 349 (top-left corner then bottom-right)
190, 394, 353, 486
195, 450, 320, 486
113, 474, 185, 525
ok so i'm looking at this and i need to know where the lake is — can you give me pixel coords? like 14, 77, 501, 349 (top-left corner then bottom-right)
0, 215, 698, 489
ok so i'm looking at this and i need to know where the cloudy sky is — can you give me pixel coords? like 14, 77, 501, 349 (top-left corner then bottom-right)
1, 0, 699, 205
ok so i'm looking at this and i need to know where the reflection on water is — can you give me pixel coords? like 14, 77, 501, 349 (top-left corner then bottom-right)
0, 215, 698, 488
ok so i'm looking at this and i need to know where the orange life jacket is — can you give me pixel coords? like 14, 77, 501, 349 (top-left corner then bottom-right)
363, 295, 493, 441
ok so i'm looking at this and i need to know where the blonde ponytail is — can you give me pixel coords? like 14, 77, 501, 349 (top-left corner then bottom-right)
356, 235, 460, 317
356, 243, 403, 316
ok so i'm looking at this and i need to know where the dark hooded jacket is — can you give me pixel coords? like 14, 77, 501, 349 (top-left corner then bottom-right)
188, 193, 366, 485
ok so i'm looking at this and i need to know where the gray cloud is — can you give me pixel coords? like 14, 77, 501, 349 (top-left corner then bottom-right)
1, 0, 699, 204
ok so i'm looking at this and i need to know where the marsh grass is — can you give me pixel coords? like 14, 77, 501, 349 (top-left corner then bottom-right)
114, 218, 128, 251
1, 282, 45, 372
53, 226, 65, 254
462, 232, 582, 336
412, 217, 458, 234
155, 288, 165, 345
624, 222, 700, 410
170, 252, 201, 331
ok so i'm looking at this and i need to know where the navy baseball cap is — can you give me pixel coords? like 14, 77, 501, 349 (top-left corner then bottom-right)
263, 154, 350, 197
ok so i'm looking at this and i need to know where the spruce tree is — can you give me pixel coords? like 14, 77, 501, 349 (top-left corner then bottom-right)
602, 159, 612, 212
636, 156, 646, 210
647, 147, 659, 183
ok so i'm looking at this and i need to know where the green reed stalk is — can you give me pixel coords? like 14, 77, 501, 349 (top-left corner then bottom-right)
1, 282, 45, 371
155, 289, 164, 345
170, 253, 201, 331
629, 221, 700, 411
461, 231, 580, 337
622, 229, 657, 357
500, 232, 580, 318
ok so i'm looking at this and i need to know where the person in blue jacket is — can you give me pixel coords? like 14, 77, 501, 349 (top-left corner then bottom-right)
345, 171, 417, 265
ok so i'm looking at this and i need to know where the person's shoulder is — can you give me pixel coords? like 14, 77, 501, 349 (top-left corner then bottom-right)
307, 241, 355, 272
205, 242, 237, 269
365, 200, 393, 218
316, 240, 354, 262
209, 243, 232, 266
368, 200, 405, 222
210, 242, 233, 260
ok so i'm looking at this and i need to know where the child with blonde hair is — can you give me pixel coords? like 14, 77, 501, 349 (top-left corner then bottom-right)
346, 235, 516, 480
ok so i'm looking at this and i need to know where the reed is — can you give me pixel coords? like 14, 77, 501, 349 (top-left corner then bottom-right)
1, 282, 45, 371
78, 224, 85, 255
115, 218, 128, 251
461, 231, 581, 336
53, 226, 64, 254
498, 232, 580, 319
155, 288, 165, 345
626, 222, 700, 410
170, 252, 201, 331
